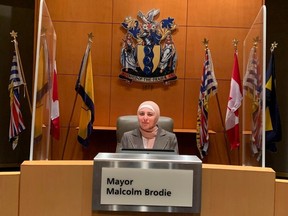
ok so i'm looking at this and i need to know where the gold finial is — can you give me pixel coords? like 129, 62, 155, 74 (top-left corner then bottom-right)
253, 36, 261, 48
270, 41, 278, 52
232, 38, 239, 51
10, 30, 18, 41
88, 32, 94, 43
202, 38, 209, 50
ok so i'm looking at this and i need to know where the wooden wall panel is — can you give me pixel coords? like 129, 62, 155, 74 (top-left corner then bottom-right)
44, 0, 264, 163
202, 132, 242, 165
50, 127, 66, 159
58, 75, 111, 127
57, 75, 79, 126
183, 79, 200, 128
185, 27, 250, 79
60, 128, 87, 160
45, 0, 113, 22
187, 0, 264, 27
50, 129, 115, 160
207, 80, 231, 131
111, 24, 129, 77
204, 133, 232, 164
62, 128, 86, 160
93, 76, 112, 125
182, 79, 230, 130
58, 76, 112, 128
54, 22, 112, 76
112, 0, 188, 25
173, 27, 187, 79
109, 77, 185, 128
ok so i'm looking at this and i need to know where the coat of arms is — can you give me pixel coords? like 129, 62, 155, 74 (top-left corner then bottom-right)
119, 9, 177, 84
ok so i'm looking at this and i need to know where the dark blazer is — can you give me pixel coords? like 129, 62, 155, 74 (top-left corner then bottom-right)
118, 126, 179, 154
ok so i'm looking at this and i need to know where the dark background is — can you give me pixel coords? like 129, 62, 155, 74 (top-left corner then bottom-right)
265, 0, 288, 178
0, 0, 34, 170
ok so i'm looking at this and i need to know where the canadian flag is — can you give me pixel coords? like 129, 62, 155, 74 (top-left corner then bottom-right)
225, 52, 243, 150
51, 61, 60, 140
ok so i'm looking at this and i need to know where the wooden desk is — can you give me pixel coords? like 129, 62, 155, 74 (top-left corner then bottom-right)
18, 161, 275, 216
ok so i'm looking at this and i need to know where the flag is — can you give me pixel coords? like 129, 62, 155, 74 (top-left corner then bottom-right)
225, 51, 243, 150
265, 51, 281, 152
243, 47, 259, 98
50, 61, 60, 140
196, 48, 218, 158
75, 43, 95, 147
243, 47, 262, 153
34, 40, 49, 144
8, 48, 25, 150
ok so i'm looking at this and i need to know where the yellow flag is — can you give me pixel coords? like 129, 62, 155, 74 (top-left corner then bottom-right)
76, 46, 95, 147
34, 44, 45, 143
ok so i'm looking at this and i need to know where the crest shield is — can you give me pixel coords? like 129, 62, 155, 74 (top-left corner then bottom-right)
137, 45, 160, 74
120, 9, 178, 84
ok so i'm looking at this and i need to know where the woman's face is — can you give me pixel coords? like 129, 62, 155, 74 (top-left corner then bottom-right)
137, 108, 157, 131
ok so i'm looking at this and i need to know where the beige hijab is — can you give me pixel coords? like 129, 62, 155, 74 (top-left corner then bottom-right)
137, 101, 160, 148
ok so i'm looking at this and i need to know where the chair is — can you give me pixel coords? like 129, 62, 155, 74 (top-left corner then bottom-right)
116, 115, 174, 150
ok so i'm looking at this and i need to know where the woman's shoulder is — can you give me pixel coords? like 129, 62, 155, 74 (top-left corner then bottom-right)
158, 127, 176, 137
123, 128, 140, 136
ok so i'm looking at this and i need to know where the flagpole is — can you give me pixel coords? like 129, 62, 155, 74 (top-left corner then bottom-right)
61, 92, 79, 159
233, 39, 241, 166
215, 93, 232, 165
62, 33, 93, 159
202, 38, 231, 165
16, 44, 33, 114
10, 30, 32, 114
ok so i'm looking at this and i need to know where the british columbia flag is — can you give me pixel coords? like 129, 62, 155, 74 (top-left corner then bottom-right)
8, 50, 25, 150
196, 48, 218, 158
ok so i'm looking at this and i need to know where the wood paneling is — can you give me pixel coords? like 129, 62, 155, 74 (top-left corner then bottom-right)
182, 79, 230, 130
93, 76, 112, 125
45, 0, 113, 22
275, 179, 288, 216
63, 128, 86, 160
57, 74, 80, 126
18, 161, 275, 216
201, 164, 275, 216
44, 0, 264, 163
58, 75, 111, 127
53, 22, 112, 76
19, 161, 93, 216
208, 80, 231, 131
0, 172, 20, 216
185, 27, 250, 79
112, 0, 188, 25
187, 0, 265, 27
110, 77, 185, 128
183, 79, 201, 128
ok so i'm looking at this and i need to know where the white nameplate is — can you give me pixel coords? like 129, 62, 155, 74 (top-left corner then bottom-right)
100, 167, 193, 207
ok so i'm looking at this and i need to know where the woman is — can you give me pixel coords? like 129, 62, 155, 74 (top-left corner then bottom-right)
119, 101, 179, 153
